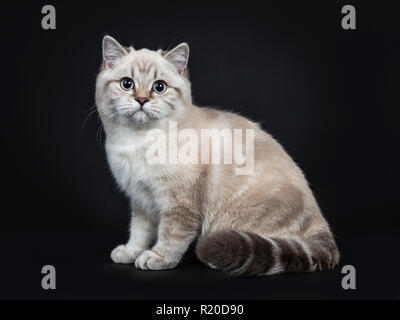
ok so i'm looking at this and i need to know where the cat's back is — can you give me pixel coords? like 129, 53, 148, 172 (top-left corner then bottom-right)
194, 106, 261, 130
192, 105, 283, 155
192, 105, 307, 183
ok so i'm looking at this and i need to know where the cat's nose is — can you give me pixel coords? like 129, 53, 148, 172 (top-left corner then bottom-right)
136, 97, 149, 107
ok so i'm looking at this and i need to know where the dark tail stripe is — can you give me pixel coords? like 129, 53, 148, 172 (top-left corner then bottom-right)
196, 230, 339, 276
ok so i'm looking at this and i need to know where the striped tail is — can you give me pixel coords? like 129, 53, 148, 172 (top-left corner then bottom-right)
195, 230, 339, 276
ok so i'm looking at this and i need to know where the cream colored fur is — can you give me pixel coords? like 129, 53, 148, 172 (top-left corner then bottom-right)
95, 36, 338, 273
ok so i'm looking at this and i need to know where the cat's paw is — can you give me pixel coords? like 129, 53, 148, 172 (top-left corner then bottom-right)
134, 250, 179, 270
111, 245, 144, 264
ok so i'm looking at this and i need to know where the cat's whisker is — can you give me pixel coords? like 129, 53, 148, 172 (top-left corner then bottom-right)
81, 106, 99, 134
96, 122, 104, 148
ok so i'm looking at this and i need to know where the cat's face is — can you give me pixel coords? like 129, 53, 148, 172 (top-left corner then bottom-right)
96, 36, 191, 127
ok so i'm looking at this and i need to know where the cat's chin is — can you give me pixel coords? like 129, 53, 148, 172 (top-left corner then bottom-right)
132, 110, 150, 122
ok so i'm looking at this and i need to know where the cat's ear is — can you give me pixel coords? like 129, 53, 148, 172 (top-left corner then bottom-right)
164, 43, 190, 75
102, 36, 128, 68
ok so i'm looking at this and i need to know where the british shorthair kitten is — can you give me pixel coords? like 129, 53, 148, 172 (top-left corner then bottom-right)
95, 36, 339, 275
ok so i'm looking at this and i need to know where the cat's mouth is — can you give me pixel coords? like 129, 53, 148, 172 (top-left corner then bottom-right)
116, 106, 145, 116
114, 104, 160, 123
119, 108, 154, 123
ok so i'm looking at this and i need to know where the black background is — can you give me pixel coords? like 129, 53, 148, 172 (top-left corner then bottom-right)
1, 0, 399, 299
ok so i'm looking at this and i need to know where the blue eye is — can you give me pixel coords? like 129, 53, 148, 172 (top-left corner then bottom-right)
152, 81, 167, 94
120, 78, 134, 91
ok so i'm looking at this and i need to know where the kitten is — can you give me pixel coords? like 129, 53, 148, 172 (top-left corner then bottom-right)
95, 36, 339, 275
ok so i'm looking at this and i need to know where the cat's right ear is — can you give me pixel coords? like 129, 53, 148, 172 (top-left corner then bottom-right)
102, 36, 128, 69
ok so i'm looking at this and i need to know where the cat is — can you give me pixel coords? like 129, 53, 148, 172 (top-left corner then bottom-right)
95, 35, 339, 275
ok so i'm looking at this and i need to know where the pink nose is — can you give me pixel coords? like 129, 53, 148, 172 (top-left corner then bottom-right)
136, 97, 149, 107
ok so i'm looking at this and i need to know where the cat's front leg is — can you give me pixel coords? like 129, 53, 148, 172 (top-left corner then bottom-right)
135, 208, 200, 270
111, 211, 156, 264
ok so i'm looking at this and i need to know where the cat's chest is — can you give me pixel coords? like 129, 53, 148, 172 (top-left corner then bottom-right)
105, 136, 170, 211
107, 142, 150, 186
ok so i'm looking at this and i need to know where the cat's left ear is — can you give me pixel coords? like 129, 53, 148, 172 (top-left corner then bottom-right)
102, 35, 128, 69
164, 43, 190, 75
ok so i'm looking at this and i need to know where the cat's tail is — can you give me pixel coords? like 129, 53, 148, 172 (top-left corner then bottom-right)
195, 230, 339, 276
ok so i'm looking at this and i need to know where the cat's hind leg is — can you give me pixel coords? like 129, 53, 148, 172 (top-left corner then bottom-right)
196, 183, 339, 275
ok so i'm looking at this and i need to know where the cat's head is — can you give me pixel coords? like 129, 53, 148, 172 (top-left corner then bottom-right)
95, 36, 191, 127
